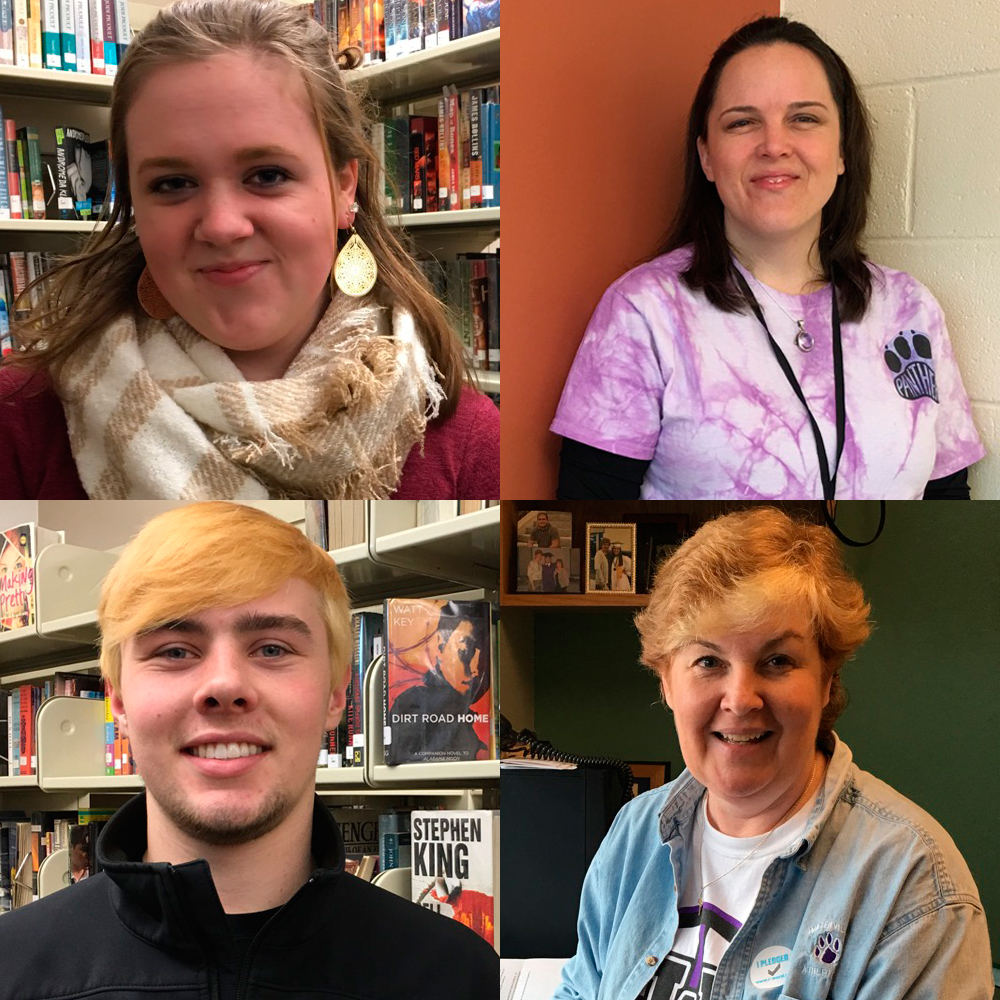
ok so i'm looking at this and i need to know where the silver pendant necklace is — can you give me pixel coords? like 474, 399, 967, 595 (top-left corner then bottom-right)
697, 755, 819, 915
746, 273, 815, 353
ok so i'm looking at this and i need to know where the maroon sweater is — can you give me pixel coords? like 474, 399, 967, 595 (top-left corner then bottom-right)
0, 366, 499, 500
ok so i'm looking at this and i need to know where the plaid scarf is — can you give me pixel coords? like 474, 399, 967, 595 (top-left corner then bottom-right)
55, 293, 443, 498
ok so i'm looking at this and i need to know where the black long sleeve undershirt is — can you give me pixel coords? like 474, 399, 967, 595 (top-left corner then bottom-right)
556, 437, 971, 500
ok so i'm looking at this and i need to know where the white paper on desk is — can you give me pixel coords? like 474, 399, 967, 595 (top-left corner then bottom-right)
500, 758, 578, 770
501, 958, 570, 1000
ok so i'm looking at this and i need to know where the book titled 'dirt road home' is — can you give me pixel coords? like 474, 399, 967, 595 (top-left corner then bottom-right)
383, 598, 494, 765
411, 809, 497, 946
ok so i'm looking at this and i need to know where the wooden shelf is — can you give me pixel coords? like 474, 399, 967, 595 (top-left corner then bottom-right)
348, 28, 499, 105
500, 592, 650, 609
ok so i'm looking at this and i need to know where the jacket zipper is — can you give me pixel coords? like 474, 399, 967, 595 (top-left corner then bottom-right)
169, 867, 221, 1000
234, 882, 309, 1000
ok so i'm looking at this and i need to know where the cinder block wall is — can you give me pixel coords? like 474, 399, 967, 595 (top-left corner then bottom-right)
786, 3, 1000, 497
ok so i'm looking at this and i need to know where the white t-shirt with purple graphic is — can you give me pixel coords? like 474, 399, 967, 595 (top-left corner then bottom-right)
636, 793, 815, 1000
551, 248, 985, 499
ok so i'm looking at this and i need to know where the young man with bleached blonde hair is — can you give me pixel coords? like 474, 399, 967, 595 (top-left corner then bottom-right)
0, 503, 497, 1000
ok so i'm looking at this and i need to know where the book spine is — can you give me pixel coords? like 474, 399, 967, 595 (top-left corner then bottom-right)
111, 0, 126, 63
26, 0, 40, 67
48, 0, 68, 71
0, 110, 9, 220
468, 88, 482, 208
99, 0, 114, 75
72, 0, 86, 72
436, 96, 448, 210
0, 691, 7, 777
4, 117, 20, 219
104, 679, 114, 776
486, 254, 499, 371
459, 89, 471, 209
29, 686, 39, 773
0, 0, 13, 64
408, 116, 425, 213
489, 99, 498, 205
86, 0, 101, 72
422, 0, 436, 48
14, 138, 28, 220
423, 117, 437, 211
9, 689, 18, 775
12, 0, 26, 67
447, 88, 459, 209
17, 685, 30, 775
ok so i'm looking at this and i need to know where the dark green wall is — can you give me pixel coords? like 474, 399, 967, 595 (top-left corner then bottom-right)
534, 502, 999, 961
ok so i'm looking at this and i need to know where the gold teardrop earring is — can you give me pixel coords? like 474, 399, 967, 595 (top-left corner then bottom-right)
333, 201, 378, 298
136, 266, 176, 320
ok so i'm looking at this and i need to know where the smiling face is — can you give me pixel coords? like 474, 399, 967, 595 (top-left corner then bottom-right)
111, 578, 345, 850
660, 605, 831, 834
127, 51, 357, 380
437, 620, 482, 700
697, 42, 844, 258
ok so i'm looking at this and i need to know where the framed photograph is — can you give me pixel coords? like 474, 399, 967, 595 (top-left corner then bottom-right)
626, 761, 671, 798
516, 509, 571, 550
516, 547, 581, 593
585, 522, 637, 594
637, 515, 689, 592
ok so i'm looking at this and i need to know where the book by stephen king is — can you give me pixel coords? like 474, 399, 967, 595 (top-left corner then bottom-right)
411, 809, 497, 945
384, 598, 493, 764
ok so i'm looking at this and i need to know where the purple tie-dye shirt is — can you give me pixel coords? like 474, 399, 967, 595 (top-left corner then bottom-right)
551, 247, 985, 499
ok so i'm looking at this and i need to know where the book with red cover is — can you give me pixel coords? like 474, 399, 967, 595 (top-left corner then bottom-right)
408, 115, 437, 213
384, 598, 493, 764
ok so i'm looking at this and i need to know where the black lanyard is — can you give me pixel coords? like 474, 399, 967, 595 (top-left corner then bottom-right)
732, 267, 884, 547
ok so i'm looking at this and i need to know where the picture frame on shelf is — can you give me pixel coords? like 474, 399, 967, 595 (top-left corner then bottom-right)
636, 515, 689, 592
516, 547, 581, 593
626, 761, 671, 798
515, 509, 570, 550
584, 522, 637, 594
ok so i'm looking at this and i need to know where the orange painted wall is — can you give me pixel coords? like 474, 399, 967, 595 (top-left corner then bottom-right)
503, 0, 781, 498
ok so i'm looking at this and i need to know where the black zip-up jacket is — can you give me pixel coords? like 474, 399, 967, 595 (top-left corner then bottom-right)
0, 794, 499, 999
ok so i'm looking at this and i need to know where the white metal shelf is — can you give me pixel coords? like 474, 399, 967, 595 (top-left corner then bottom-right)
0, 64, 112, 102
348, 27, 499, 105
0, 775, 38, 788
0, 219, 106, 232
472, 370, 500, 394
395, 207, 500, 229
332, 504, 500, 606
0, 544, 116, 673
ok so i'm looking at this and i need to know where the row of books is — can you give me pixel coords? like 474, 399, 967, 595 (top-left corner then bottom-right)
303, 0, 498, 67
2, 803, 496, 948
0, 112, 113, 222
419, 251, 499, 372
0, 0, 131, 75
376, 87, 500, 214
0, 249, 57, 356
0, 808, 113, 911
0, 672, 102, 777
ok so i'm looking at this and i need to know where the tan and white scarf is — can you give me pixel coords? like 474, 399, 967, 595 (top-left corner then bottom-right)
55, 292, 444, 498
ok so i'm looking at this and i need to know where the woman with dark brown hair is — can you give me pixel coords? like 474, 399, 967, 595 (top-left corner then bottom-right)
0, 0, 498, 499
552, 17, 983, 501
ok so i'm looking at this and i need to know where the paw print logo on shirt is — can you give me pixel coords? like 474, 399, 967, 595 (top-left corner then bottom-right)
883, 330, 939, 403
812, 931, 842, 966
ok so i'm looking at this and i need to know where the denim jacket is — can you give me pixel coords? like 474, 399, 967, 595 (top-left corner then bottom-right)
554, 736, 992, 1000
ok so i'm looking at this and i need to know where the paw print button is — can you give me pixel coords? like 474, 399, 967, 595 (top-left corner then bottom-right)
812, 931, 842, 967
883, 330, 938, 403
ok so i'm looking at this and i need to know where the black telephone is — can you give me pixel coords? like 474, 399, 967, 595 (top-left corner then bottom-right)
499, 712, 634, 803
